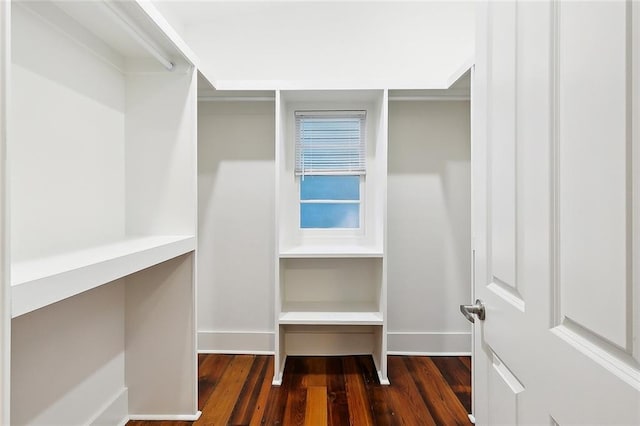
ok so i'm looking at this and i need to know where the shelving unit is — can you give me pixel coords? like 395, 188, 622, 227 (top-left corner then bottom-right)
5, 0, 202, 423
11, 235, 195, 319
279, 246, 384, 258
274, 89, 389, 385
279, 303, 383, 325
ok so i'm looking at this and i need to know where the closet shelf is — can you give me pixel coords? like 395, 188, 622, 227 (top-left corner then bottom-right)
279, 246, 383, 258
279, 302, 383, 325
11, 235, 195, 318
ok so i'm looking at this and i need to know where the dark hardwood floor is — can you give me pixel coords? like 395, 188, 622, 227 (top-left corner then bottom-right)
128, 354, 471, 426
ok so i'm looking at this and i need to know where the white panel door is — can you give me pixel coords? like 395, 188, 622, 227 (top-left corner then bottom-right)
470, 1, 640, 424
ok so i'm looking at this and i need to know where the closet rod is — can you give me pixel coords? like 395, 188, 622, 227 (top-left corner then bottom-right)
102, 1, 174, 71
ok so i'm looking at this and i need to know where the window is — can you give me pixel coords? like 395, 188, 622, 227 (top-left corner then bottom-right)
295, 111, 366, 229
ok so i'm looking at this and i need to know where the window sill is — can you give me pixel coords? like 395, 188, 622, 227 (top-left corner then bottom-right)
279, 245, 383, 258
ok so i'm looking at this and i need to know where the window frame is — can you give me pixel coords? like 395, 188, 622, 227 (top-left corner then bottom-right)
294, 110, 367, 234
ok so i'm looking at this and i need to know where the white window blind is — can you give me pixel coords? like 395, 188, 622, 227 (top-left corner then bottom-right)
295, 111, 366, 176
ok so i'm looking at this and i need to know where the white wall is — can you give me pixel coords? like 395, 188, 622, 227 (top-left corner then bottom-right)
11, 282, 125, 425
10, 3, 126, 262
198, 101, 275, 353
152, 1, 475, 89
387, 100, 471, 354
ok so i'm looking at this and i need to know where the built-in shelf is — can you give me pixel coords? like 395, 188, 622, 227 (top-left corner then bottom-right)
279, 246, 384, 258
279, 302, 383, 325
11, 235, 195, 318
274, 89, 389, 385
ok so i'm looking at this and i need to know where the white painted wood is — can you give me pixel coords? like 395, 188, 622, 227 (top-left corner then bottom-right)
281, 258, 382, 307
134, 0, 203, 73
279, 305, 383, 326
283, 325, 378, 356
125, 68, 198, 237
7, 0, 199, 422
633, 0, 640, 365
128, 413, 202, 421
378, 89, 389, 384
11, 282, 126, 426
125, 254, 197, 417
274, 90, 285, 385
279, 246, 383, 258
275, 89, 388, 384
0, 2, 9, 423
473, 1, 640, 424
388, 88, 470, 102
211, 79, 458, 92
488, 353, 523, 426
89, 388, 129, 426
10, 2, 126, 261
558, 0, 629, 349
11, 236, 195, 318
489, 0, 518, 292
278, 90, 385, 253
387, 100, 472, 344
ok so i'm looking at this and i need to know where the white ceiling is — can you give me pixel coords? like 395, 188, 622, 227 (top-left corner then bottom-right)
154, 1, 476, 89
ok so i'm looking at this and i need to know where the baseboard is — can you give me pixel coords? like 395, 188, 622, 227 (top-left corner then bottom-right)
198, 330, 275, 354
89, 388, 128, 426
129, 411, 202, 421
387, 331, 471, 355
198, 330, 470, 355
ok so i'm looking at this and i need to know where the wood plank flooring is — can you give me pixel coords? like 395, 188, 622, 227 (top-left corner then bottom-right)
128, 354, 471, 426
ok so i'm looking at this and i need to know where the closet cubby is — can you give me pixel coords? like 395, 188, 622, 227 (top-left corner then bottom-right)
279, 257, 383, 325
7, 0, 199, 423
274, 89, 389, 386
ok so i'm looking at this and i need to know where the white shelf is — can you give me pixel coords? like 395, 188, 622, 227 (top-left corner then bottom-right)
279, 302, 383, 325
279, 246, 383, 258
11, 235, 195, 318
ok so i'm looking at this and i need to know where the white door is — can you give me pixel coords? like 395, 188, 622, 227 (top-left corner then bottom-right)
467, 1, 640, 424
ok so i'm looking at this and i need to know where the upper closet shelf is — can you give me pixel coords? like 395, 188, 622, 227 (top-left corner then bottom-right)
11, 235, 195, 318
18, 0, 200, 72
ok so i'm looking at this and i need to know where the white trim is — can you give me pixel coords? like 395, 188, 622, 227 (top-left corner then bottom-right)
388, 89, 470, 102
134, 0, 202, 70
387, 331, 472, 355
101, 2, 173, 71
199, 349, 275, 355
199, 96, 275, 102
446, 55, 475, 88
389, 95, 470, 102
11, 236, 195, 318
88, 388, 128, 426
128, 411, 202, 421
198, 331, 275, 354
212, 79, 453, 91
0, 1, 9, 423
551, 323, 640, 391
387, 351, 473, 356
468, 414, 476, 424
388, 331, 472, 334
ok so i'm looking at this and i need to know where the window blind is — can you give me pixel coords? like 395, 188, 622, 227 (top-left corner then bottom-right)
295, 111, 366, 176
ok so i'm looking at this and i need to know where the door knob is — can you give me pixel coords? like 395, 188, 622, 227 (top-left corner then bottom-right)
460, 299, 485, 323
